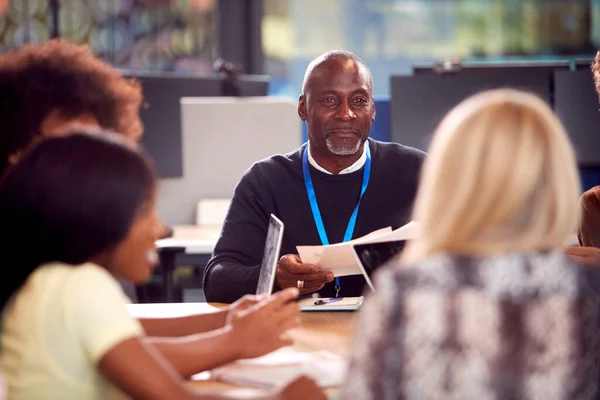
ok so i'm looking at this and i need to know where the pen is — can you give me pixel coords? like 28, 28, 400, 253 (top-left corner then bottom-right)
314, 297, 343, 306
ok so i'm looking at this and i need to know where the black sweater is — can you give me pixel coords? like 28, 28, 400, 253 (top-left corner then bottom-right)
203, 139, 425, 303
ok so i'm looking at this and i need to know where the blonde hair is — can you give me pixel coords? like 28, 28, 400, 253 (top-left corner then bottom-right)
402, 89, 581, 264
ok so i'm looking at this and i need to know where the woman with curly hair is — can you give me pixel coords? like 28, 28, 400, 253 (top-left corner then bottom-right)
0, 40, 144, 173
0, 41, 317, 385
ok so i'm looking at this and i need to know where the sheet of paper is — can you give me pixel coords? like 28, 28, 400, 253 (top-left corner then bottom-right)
296, 226, 391, 265
360, 220, 418, 244
296, 221, 418, 277
209, 347, 347, 388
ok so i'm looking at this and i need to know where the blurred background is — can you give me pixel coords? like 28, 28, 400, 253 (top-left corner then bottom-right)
1, 0, 599, 96
2, 0, 600, 301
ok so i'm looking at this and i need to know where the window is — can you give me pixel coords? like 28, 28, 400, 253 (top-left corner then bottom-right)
263, 0, 597, 97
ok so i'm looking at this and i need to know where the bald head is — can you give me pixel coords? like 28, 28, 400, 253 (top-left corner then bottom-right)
298, 50, 375, 164
301, 50, 372, 95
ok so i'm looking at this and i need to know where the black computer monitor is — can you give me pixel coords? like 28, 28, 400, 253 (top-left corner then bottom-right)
574, 58, 594, 70
412, 60, 569, 76
123, 71, 269, 178
554, 69, 600, 166
390, 63, 569, 152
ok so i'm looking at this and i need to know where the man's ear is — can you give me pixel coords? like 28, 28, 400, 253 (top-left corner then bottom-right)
298, 95, 307, 121
372, 103, 376, 122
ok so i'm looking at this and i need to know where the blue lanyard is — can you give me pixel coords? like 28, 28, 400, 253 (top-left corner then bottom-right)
302, 143, 372, 297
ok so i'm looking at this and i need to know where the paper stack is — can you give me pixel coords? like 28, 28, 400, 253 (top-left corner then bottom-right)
209, 347, 347, 388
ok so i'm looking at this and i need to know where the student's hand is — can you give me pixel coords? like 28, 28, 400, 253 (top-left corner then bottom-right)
226, 294, 263, 314
564, 246, 600, 266
221, 295, 264, 329
276, 254, 334, 294
227, 288, 301, 359
276, 376, 327, 400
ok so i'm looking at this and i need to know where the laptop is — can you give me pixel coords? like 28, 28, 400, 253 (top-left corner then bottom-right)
352, 239, 407, 292
255, 214, 285, 296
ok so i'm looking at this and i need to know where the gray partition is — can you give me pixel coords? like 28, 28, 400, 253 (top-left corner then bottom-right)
156, 97, 302, 225
124, 72, 269, 178
390, 65, 565, 151
554, 69, 600, 166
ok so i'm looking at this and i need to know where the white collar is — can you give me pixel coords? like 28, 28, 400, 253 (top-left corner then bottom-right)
306, 141, 368, 175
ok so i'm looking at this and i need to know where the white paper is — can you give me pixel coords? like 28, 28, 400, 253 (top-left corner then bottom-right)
296, 226, 391, 265
296, 221, 418, 277
208, 347, 346, 388
360, 220, 418, 244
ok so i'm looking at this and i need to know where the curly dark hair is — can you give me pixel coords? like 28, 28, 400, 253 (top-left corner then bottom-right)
0, 40, 144, 173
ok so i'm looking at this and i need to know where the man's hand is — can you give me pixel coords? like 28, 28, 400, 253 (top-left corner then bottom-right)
564, 246, 600, 266
276, 254, 334, 294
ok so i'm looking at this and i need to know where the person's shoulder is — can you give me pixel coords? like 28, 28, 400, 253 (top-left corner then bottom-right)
257, 146, 303, 167
369, 139, 425, 172
374, 250, 597, 297
67, 262, 116, 280
239, 145, 304, 183
581, 185, 600, 209
582, 185, 600, 198
31, 261, 112, 283
372, 254, 453, 292
366, 254, 455, 309
60, 262, 123, 296
370, 139, 425, 160
584, 185, 600, 194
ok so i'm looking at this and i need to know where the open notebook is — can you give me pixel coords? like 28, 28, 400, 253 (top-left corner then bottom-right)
210, 347, 347, 389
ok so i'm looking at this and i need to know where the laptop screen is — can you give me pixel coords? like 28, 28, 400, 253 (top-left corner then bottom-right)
255, 214, 285, 296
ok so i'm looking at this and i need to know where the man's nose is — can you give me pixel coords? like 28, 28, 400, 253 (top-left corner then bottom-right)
335, 102, 356, 121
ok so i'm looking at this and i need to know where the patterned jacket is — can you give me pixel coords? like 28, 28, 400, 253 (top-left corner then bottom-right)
342, 251, 600, 400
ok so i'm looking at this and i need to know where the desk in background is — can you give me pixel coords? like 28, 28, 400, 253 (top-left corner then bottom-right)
127, 302, 355, 398
154, 225, 220, 302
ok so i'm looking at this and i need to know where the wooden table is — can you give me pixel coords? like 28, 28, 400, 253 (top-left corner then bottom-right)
127, 302, 357, 398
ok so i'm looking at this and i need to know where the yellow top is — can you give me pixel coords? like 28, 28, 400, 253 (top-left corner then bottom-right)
0, 262, 143, 400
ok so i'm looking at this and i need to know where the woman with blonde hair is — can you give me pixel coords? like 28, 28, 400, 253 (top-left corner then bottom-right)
342, 89, 600, 400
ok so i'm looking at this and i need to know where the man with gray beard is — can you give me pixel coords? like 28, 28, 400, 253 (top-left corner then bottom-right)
204, 51, 425, 303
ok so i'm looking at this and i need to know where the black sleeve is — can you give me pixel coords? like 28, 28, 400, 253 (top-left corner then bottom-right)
203, 165, 271, 303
